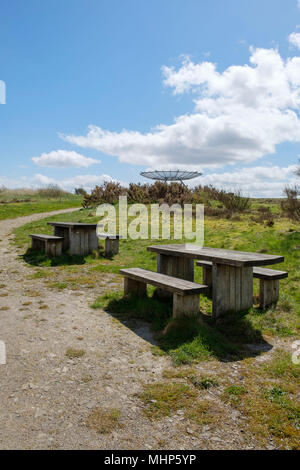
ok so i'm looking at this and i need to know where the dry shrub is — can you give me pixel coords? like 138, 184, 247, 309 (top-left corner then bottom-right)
74, 187, 87, 196
37, 184, 67, 198
83, 181, 126, 207
281, 186, 300, 221
206, 186, 251, 213
253, 206, 275, 226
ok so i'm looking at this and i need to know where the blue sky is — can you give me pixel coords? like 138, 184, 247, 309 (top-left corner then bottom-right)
0, 0, 300, 196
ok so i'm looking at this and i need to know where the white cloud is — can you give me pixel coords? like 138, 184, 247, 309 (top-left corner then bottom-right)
61, 46, 300, 170
288, 32, 300, 49
31, 173, 125, 192
32, 150, 100, 168
191, 164, 298, 197
0, 173, 125, 193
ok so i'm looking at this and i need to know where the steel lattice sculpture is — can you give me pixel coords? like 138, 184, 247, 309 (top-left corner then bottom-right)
140, 170, 202, 186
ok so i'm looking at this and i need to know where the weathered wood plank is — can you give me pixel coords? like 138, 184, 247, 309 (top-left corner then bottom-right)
212, 263, 253, 318
124, 277, 147, 297
30, 234, 63, 241
30, 235, 62, 257
173, 293, 199, 318
105, 238, 119, 257
48, 222, 97, 228
253, 267, 288, 280
119, 268, 207, 295
148, 244, 284, 267
259, 279, 280, 309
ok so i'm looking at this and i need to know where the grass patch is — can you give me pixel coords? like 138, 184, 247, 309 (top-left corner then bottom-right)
188, 375, 219, 390
86, 407, 121, 434
0, 190, 82, 220
139, 382, 197, 419
65, 348, 85, 359
185, 400, 222, 426
262, 349, 300, 379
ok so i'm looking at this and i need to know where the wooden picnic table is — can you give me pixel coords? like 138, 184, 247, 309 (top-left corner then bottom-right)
147, 244, 284, 318
48, 222, 98, 256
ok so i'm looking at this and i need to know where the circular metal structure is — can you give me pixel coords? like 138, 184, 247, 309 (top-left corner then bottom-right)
140, 170, 202, 186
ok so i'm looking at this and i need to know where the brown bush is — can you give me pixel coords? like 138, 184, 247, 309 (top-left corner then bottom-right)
83, 181, 126, 207
36, 184, 67, 198
281, 186, 300, 221
206, 186, 251, 213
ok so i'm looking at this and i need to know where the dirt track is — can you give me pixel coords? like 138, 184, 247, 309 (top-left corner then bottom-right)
0, 209, 265, 450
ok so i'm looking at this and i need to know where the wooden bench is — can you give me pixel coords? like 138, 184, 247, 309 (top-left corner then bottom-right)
252, 267, 288, 309
196, 261, 288, 309
30, 234, 63, 257
98, 233, 122, 257
119, 267, 208, 319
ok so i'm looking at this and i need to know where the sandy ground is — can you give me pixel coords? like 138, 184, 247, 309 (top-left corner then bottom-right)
0, 209, 273, 450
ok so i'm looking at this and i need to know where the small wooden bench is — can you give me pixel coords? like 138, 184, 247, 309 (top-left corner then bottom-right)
98, 233, 122, 257
119, 267, 208, 318
252, 267, 288, 309
196, 261, 288, 309
30, 234, 63, 257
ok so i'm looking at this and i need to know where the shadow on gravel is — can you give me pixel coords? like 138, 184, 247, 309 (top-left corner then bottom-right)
21, 248, 86, 266
92, 291, 272, 365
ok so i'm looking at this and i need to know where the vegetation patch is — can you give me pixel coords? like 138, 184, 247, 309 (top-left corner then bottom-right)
188, 375, 219, 390
0, 186, 82, 220
65, 348, 85, 359
262, 349, 300, 379
86, 407, 121, 434
139, 382, 197, 419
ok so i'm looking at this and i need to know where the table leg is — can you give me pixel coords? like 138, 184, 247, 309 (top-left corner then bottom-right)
212, 263, 253, 319
69, 228, 82, 255
54, 226, 70, 251
157, 254, 194, 281
155, 253, 194, 299
88, 230, 99, 252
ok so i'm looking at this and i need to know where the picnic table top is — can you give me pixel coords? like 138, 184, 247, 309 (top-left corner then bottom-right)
48, 222, 98, 228
147, 244, 284, 267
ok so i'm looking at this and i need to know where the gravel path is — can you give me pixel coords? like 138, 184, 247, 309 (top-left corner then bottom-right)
0, 209, 260, 450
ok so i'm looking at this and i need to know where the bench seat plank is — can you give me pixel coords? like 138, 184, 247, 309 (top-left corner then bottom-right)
252, 267, 288, 280
196, 261, 287, 280
119, 268, 207, 296
30, 234, 63, 241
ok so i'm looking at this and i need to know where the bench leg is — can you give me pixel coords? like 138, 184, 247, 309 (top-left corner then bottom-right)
156, 253, 194, 300
259, 279, 279, 309
173, 293, 199, 319
105, 238, 119, 257
45, 241, 62, 257
32, 238, 45, 252
124, 278, 147, 297
202, 266, 212, 297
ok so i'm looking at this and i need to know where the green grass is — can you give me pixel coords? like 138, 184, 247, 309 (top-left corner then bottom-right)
0, 189, 82, 220
139, 382, 197, 419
